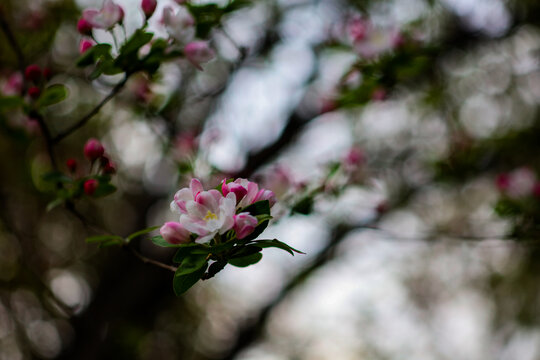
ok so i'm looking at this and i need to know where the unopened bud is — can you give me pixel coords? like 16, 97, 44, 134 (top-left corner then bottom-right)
25, 64, 41, 82
160, 222, 191, 244
77, 18, 93, 35
79, 39, 94, 54
66, 158, 77, 173
84, 178, 99, 195
141, 0, 157, 19
84, 138, 105, 161
28, 86, 41, 99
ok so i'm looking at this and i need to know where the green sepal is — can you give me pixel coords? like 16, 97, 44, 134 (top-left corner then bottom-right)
173, 262, 207, 296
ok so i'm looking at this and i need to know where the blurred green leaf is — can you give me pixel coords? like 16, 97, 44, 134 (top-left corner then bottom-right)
36, 84, 68, 107
0, 96, 23, 111
91, 182, 117, 198
76, 44, 113, 67
291, 196, 314, 215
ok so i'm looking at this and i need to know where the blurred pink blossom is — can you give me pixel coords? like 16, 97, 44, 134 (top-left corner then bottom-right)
184, 41, 215, 70
83, 0, 124, 29
161, 6, 195, 44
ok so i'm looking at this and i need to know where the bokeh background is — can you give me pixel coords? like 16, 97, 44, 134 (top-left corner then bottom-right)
1, 0, 540, 359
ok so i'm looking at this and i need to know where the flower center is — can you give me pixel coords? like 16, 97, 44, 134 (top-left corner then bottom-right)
204, 210, 218, 221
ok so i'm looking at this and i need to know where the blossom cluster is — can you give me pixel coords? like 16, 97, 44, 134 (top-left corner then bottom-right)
76, 0, 215, 70
160, 179, 276, 244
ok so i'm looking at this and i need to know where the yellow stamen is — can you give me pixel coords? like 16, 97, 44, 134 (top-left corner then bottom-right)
204, 210, 218, 221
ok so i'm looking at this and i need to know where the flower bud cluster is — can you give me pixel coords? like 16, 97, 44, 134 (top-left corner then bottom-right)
64, 138, 117, 196
22, 64, 52, 100
160, 178, 276, 245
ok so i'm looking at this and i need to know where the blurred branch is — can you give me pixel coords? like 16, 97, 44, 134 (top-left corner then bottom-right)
0, 6, 26, 75
52, 75, 129, 143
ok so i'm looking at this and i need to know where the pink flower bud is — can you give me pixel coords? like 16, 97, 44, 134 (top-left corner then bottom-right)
222, 180, 248, 202
77, 18, 93, 35
84, 138, 105, 161
103, 161, 116, 175
84, 178, 99, 195
141, 0, 157, 19
27, 86, 41, 99
253, 189, 277, 207
160, 222, 191, 244
184, 41, 215, 70
233, 213, 258, 239
534, 182, 540, 198
66, 158, 77, 173
25, 64, 41, 82
79, 39, 94, 54
343, 146, 365, 170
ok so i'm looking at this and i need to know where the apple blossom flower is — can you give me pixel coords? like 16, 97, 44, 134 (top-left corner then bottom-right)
348, 18, 401, 59
171, 178, 204, 214
160, 222, 191, 244
79, 39, 94, 54
161, 6, 195, 44
1, 73, 23, 96
77, 18, 93, 35
233, 213, 258, 239
184, 41, 215, 70
343, 146, 365, 172
221, 178, 276, 208
84, 138, 105, 161
178, 187, 237, 243
83, 0, 124, 30
141, 0, 157, 19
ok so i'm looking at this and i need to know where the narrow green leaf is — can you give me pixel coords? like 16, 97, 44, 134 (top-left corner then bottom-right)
253, 239, 305, 255
176, 253, 208, 276
36, 84, 68, 107
46, 198, 65, 212
98, 239, 123, 248
42, 171, 72, 184
173, 262, 207, 296
228, 252, 262, 267
86, 235, 124, 243
230, 245, 262, 258
126, 226, 160, 242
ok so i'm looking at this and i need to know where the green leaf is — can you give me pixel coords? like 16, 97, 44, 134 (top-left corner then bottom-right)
187, 3, 225, 39
228, 252, 262, 267
42, 171, 72, 184
92, 182, 117, 198
173, 262, 207, 296
36, 84, 68, 107
240, 200, 270, 216
126, 226, 160, 242
230, 245, 262, 258
291, 196, 314, 215
86, 234, 124, 243
76, 44, 113, 67
172, 244, 210, 263
253, 239, 305, 255
115, 30, 153, 71
176, 253, 208, 276
0, 96, 23, 111
99, 239, 123, 248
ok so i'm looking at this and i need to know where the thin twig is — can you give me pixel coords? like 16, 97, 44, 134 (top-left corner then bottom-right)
128, 246, 178, 272
0, 7, 26, 75
52, 75, 129, 143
